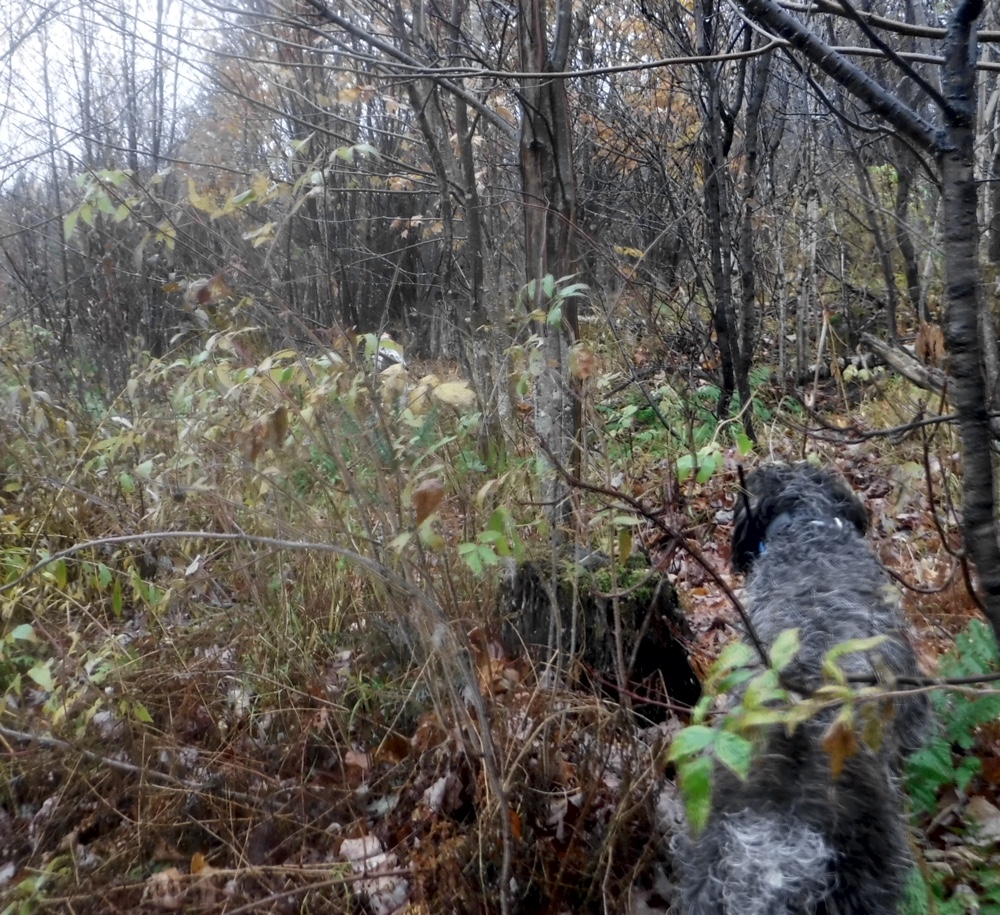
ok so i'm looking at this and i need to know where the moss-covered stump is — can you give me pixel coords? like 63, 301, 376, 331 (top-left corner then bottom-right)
499, 554, 701, 720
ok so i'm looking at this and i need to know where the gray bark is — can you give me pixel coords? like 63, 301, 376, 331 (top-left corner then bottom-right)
939, 0, 1000, 639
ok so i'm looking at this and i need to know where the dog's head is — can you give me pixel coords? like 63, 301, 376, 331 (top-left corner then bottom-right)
731, 463, 869, 574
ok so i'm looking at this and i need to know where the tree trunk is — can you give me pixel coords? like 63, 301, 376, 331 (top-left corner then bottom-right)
696, 0, 738, 422
518, 0, 580, 542
737, 47, 772, 440
939, 0, 1000, 643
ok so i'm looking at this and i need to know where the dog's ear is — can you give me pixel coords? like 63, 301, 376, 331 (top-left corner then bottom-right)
731, 464, 791, 573
834, 484, 869, 534
731, 504, 762, 574
731, 480, 768, 575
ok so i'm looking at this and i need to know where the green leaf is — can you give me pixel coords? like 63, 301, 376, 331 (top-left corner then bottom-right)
80, 203, 95, 227
290, 132, 314, 153
559, 282, 589, 299
547, 303, 562, 327
678, 755, 714, 834
476, 544, 500, 566
713, 667, 757, 694
906, 738, 956, 814
119, 472, 134, 496
417, 518, 444, 549
739, 707, 795, 729
542, 274, 556, 298
354, 143, 380, 159
134, 459, 154, 480
822, 635, 888, 682
813, 684, 854, 704
9, 623, 35, 642
742, 669, 781, 709
112, 578, 123, 618
63, 210, 80, 241
668, 725, 715, 762
691, 695, 714, 725
99, 168, 130, 187
459, 542, 482, 575
825, 634, 887, 663
28, 660, 54, 692
96, 563, 113, 589
955, 756, 981, 793
486, 506, 524, 562
908, 740, 954, 784
696, 450, 720, 483
132, 702, 154, 724
770, 628, 801, 672
677, 453, 694, 482
388, 532, 412, 552
96, 192, 116, 216
714, 640, 756, 673
714, 731, 753, 780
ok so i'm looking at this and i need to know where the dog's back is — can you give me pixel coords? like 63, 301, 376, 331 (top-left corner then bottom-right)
676, 465, 927, 915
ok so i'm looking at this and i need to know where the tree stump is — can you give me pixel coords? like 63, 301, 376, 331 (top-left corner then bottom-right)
499, 555, 701, 721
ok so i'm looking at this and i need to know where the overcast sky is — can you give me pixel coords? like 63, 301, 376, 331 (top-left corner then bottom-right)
0, 0, 210, 187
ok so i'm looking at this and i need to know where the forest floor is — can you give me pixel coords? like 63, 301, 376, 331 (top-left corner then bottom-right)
0, 359, 998, 915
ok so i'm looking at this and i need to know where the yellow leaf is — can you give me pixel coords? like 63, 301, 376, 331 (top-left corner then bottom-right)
408, 375, 440, 415
187, 177, 219, 216
614, 245, 645, 259
252, 172, 271, 199
154, 220, 177, 251
432, 380, 476, 410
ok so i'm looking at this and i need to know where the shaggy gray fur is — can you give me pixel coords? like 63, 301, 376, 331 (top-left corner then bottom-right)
676, 464, 928, 915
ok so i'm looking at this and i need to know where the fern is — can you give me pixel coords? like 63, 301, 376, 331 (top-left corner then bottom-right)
905, 618, 1000, 816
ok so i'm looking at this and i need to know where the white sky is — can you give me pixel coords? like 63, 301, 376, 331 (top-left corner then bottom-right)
0, 0, 211, 188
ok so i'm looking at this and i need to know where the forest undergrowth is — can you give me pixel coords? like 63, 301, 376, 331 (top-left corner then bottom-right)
0, 325, 997, 915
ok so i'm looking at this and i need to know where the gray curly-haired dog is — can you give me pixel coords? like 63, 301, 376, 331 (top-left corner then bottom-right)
676, 463, 928, 915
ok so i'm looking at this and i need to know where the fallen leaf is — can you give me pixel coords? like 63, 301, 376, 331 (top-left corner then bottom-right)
143, 867, 186, 910
964, 795, 1000, 845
